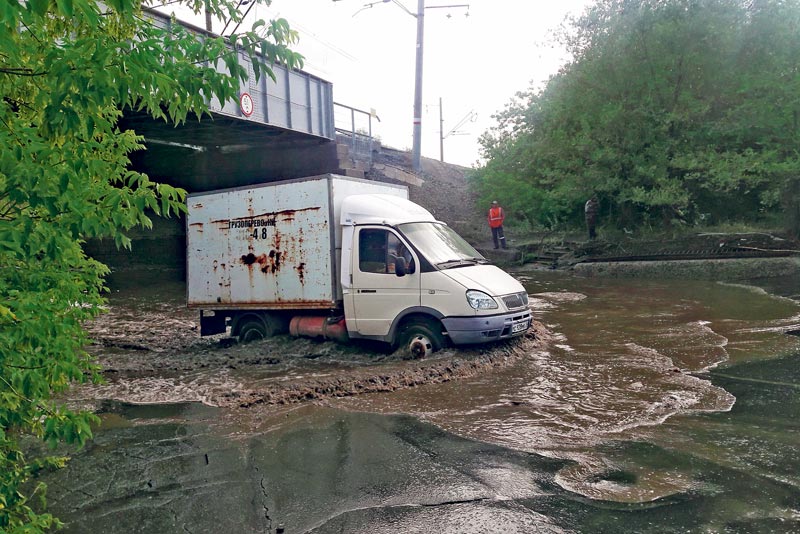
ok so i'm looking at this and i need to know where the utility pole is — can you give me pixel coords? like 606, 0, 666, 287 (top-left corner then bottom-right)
341, 0, 469, 172
439, 96, 444, 162
411, 0, 425, 172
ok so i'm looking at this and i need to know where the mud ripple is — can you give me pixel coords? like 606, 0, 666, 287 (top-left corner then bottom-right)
231, 324, 549, 408
75, 319, 549, 410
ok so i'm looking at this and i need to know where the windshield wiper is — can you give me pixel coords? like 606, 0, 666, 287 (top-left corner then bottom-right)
436, 258, 481, 269
467, 256, 490, 264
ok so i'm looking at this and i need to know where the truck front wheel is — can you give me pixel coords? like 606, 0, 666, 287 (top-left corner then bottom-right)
398, 320, 445, 359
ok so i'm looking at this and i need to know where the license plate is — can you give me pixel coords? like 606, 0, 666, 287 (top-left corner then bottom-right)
512, 321, 529, 333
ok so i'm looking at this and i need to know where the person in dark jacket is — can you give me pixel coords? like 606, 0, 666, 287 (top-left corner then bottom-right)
585, 195, 599, 240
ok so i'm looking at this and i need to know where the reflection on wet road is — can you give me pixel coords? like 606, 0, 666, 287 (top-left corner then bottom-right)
46, 270, 800, 533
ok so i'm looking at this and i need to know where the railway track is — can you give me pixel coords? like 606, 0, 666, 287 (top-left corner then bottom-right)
520, 233, 800, 266
578, 247, 796, 263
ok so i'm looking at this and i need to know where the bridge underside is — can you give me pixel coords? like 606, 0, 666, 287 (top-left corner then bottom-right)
121, 110, 340, 193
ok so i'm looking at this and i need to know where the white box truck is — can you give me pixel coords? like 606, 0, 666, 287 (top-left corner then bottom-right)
187, 174, 531, 357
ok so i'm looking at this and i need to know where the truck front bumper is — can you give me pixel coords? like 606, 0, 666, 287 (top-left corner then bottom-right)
442, 310, 532, 345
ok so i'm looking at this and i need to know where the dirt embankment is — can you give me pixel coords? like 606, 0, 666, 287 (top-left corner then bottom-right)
368, 146, 485, 243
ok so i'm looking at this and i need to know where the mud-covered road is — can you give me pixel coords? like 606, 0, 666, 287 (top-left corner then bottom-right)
77, 268, 546, 410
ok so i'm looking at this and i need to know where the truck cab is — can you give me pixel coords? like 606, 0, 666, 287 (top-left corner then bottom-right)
339, 195, 531, 356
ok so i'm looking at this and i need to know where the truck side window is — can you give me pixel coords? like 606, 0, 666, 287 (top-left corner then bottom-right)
359, 229, 388, 273
358, 229, 415, 275
388, 233, 415, 274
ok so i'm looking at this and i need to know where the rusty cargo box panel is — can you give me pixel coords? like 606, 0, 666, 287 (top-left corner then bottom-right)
186, 174, 407, 309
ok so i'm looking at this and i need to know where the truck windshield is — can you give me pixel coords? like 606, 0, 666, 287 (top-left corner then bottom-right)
398, 222, 487, 268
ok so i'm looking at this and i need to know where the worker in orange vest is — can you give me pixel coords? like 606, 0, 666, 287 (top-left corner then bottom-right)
487, 200, 507, 249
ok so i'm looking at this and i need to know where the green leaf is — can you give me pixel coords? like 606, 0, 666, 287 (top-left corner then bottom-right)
56, 0, 74, 17
27, 0, 49, 18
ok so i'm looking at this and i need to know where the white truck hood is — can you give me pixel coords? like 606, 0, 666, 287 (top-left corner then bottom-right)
441, 264, 524, 296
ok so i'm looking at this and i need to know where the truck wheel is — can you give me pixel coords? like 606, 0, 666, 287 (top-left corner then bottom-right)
237, 317, 268, 343
237, 313, 288, 343
398, 321, 445, 359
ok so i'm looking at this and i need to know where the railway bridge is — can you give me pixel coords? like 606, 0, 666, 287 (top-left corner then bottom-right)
125, 8, 346, 193
92, 9, 418, 269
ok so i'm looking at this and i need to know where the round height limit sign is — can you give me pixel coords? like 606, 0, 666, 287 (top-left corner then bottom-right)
239, 92, 254, 117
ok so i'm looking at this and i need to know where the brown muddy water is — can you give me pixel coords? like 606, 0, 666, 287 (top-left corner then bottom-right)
45, 267, 800, 533
332, 274, 800, 502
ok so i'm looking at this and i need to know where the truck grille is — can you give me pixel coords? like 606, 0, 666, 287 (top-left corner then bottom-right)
502, 292, 529, 310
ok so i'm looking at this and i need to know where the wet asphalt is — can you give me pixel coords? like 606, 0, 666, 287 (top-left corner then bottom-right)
44, 347, 800, 534
46, 404, 571, 534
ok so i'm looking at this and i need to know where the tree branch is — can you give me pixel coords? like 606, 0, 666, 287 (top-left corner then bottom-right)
0, 67, 47, 77
3, 363, 48, 370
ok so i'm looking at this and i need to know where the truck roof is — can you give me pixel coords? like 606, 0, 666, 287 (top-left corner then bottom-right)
341, 194, 436, 226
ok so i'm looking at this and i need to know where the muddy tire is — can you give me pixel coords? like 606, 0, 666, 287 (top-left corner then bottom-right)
237, 317, 268, 343
398, 320, 445, 359
236, 313, 289, 343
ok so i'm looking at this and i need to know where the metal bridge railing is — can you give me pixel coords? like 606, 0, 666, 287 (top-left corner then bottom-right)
334, 102, 379, 165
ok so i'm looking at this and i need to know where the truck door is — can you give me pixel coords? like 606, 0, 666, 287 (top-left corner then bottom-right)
351, 227, 420, 336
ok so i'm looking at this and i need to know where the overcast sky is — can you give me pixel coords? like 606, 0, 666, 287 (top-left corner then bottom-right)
171, 0, 595, 167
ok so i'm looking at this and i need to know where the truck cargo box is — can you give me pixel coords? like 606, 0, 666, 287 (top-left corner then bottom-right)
186, 174, 407, 310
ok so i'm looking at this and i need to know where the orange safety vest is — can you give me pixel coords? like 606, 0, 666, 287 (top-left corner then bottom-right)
488, 206, 505, 228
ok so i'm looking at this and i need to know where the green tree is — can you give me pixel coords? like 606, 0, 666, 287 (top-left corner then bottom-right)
475, 0, 800, 235
0, 0, 301, 530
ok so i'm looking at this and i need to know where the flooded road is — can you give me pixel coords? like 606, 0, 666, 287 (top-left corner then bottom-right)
46, 268, 800, 533
332, 274, 800, 505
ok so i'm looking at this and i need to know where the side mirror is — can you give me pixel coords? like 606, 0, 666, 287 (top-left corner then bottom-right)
395, 257, 407, 277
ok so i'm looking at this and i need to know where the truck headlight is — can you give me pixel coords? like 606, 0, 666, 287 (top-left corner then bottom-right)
466, 290, 498, 310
